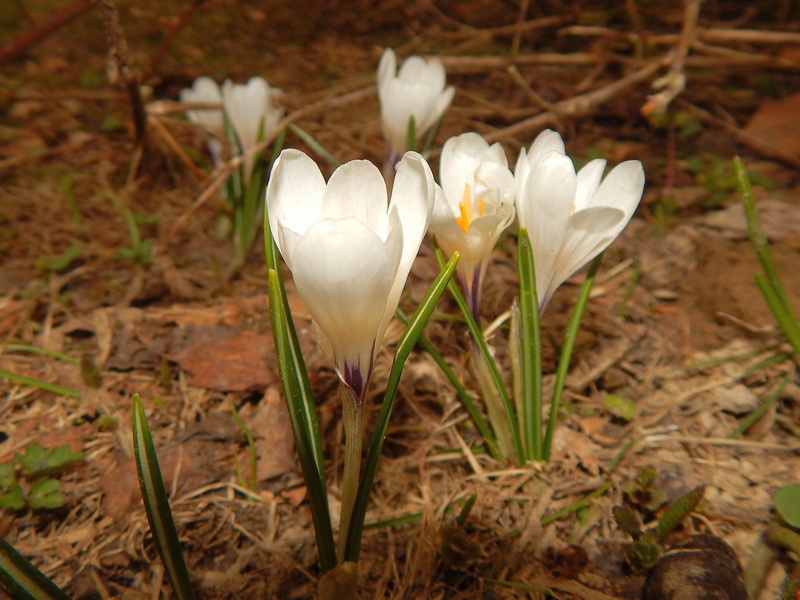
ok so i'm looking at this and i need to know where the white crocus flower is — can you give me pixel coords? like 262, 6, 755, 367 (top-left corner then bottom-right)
180, 77, 225, 166
267, 149, 435, 401
222, 77, 284, 181
515, 129, 645, 309
180, 76, 224, 135
430, 132, 515, 320
377, 48, 455, 166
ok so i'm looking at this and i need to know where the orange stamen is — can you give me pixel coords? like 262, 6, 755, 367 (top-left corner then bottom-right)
455, 184, 484, 233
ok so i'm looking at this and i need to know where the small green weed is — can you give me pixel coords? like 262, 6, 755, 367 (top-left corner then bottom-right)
0, 443, 84, 510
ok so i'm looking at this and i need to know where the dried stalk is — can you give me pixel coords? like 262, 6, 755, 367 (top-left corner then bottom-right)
95, 0, 147, 143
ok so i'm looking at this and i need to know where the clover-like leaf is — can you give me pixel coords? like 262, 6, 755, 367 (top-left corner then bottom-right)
15, 443, 47, 474
17, 444, 83, 476
0, 462, 16, 491
27, 478, 66, 510
0, 483, 26, 510
775, 483, 800, 529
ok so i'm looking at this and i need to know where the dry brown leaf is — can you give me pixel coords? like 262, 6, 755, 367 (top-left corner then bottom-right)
745, 91, 800, 157
170, 330, 275, 391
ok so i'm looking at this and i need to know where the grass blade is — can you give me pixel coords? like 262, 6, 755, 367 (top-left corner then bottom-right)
396, 310, 501, 461
267, 271, 337, 572
543, 253, 603, 462
287, 123, 341, 168
0, 369, 80, 398
0, 537, 72, 600
344, 253, 459, 562
131, 394, 196, 600
516, 227, 543, 460
435, 246, 524, 464
727, 371, 790, 439
265, 199, 335, 572
735, 156, 800, 355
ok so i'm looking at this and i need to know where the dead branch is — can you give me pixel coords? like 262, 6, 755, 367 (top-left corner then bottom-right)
0, 0, 94, 66
95, 0, 147, 144
642, 0, 700, 116
487, 58, 664, 144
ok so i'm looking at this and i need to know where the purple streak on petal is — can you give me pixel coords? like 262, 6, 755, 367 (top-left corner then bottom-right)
342, 344, 375, 403
470, 265, 482, 323
459, 266, 483, 324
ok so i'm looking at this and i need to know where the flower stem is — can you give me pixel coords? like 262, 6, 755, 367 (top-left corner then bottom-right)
471, 345, 515, 459
337, 383, 363, 563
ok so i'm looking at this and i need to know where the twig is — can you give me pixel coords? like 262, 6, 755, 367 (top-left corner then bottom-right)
95, 0, 147, 144
560, 26, 800, 46
0, 0, 94, 66
509, 0, 530, 58
488, 58, 664, 143
434, 15, 570, 39
144, 0, 203, 80
642, 0, 700, 115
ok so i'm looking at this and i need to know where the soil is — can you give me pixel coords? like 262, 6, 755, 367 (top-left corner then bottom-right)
1, 1, 800, 599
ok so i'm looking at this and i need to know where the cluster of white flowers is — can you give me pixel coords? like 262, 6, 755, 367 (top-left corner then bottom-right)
181, 49, 644, 398
179, 76, 283, 181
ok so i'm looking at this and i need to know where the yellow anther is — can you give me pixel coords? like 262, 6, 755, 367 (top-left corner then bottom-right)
455, 184, 484, 233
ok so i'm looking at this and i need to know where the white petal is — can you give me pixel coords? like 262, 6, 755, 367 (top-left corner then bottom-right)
430, 182, 467, 257
398, 55, 430, 81
517, 150, 575, 242
517, 151, 576, 299
574, 159, 606, 212
514, 147, 532, 203
291, 219, 392, 374
180, 77, 223, 133
545, 206, 626, 302
266, 149, 326, 264
381, 152, 434, 332
586, 160, 645, 220
440, 133, 487, 213
485, 141, 509, 168
377, 48, 396, 89
321, 160, 389, 238
527, 129, 565, 163
475, 161, 516, 205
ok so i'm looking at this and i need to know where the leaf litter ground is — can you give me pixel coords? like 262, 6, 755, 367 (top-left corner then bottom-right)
1, 1, 800, 598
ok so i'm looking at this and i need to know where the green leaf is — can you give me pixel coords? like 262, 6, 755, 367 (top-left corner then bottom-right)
16, 444, 47, 474
80, 355, 102, 389
36, 244, 83, 273
543, 253, 603, 461
264, 204, 335, 573
775, 483, 800, 529
0, 462, 17, 490
603, 394, 637, 422
17, 444, 83, 475
612, 505, 642, 538
287, 124, 341, 168
654, 485, 705, 543
27, 479, 65, 510
435, 246, 524, 464
0, 370, 80, 399
0, 483, 26, 510
344, 252, 459, 563
405, 114, 417, 153
735, 157, 800, 355
42, 446, 84, 470
132, 394, 197, 600
517, 227, 543, 460
0, 536, 73, 600
396, 309, 501, 461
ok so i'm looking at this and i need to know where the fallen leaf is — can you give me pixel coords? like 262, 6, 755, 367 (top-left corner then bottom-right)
238, 387, 297, 480
170, 330, 275, 391
744, 92, 800, 157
